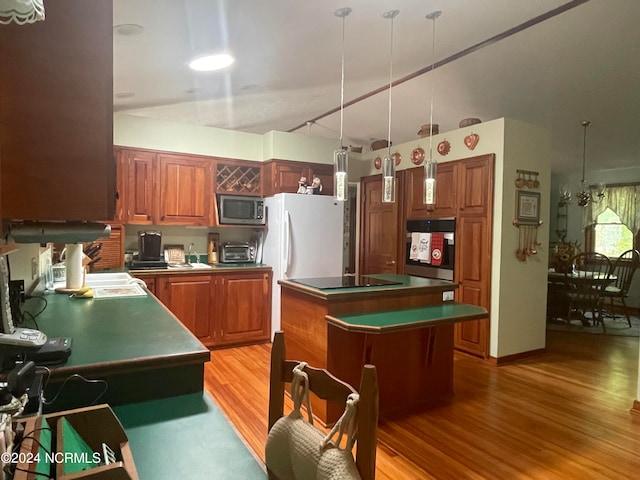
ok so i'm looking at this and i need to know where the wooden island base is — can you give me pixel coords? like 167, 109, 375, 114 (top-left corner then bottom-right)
279, 275, 488, 425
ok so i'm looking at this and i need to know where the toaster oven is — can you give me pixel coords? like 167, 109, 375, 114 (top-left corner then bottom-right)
220, 243, 256, 263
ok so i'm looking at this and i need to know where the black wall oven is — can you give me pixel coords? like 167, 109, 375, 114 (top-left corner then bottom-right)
405, 218, 455, 281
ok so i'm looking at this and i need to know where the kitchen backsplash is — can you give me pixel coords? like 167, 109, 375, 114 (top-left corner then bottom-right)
124, 225, 263, 257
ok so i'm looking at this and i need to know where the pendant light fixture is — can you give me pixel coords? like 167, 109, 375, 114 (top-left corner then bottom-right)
0, 0, 44, 24
382, 9, 399, 203
334, 7, 352, 202
575, 120, 605, 207
423, 11, 442, 207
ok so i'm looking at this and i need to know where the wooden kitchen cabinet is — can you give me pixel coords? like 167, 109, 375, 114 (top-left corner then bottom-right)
262, 159, 334, 197
0, 0, 115, 222
146, 270, 271, 348
458, 156, 492, 216
453, 154, 494, 358
359, 174, 403, 275
117, 149, 156, 225
156, 154, 214, 226
454, 215, 490, 356
217, 271, 272, 346
404, 162, 458, 220
156, 274, 216, 346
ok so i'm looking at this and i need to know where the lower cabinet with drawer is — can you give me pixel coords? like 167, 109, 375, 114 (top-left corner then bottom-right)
134, 270, 272, 348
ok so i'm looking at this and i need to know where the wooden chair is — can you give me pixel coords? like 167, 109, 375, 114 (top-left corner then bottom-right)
564, 252, 612, 331
602, 249, 640, 327
268, 331, 379, 480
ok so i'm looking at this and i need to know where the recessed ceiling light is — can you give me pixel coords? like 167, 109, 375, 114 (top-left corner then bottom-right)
114, 24, 144, 36
188, 53, 235, 72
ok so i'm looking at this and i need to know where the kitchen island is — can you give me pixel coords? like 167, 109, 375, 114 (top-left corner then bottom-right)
278, 274, 488, 424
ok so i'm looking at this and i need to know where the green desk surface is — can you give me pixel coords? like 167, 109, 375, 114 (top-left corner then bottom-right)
24, 291, 209, 372
326, 302, 488, 333
114, 393, 266, 479
281, 274, 457, 299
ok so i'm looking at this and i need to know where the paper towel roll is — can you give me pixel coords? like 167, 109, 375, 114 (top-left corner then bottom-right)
65, 243, 85, 289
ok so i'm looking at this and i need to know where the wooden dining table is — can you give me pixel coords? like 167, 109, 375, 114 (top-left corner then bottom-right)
547, 269, 616, 325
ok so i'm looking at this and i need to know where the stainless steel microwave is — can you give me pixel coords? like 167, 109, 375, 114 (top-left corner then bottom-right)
217, 195, 265, 225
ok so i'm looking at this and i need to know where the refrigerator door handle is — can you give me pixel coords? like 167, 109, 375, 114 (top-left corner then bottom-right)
283, 210, 291, 277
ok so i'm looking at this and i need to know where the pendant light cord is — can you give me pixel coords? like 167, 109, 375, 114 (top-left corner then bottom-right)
384, 10, 399, 159
581, 121, 588, 183
339, 12, 346, 147
335, 7, 351, 150
426, 11, 441, 162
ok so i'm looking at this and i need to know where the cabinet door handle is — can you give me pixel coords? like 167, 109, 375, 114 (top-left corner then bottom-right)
385, 260, 396, 265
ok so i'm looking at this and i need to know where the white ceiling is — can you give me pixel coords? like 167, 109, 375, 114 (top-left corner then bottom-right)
113, 0, 640, 176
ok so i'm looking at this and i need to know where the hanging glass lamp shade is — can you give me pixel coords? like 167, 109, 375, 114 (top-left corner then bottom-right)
424, 159, 437, 205
382, 156, 396, 203
334, 149, 348, 202
0, 0, 44, 25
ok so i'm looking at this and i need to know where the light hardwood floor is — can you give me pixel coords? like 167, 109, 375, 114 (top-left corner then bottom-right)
205, 330, 640, 479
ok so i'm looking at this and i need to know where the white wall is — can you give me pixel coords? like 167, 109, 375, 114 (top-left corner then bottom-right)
115, 113, 339, 164
496, 119, 551, 357
357, 117, 551, 359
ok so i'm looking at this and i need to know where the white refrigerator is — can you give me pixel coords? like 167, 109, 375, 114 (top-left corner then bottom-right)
262, 193, 344, 336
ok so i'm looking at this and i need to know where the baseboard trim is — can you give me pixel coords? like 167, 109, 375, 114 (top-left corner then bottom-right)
489, 347, 547, 366
631, 400, 640, 416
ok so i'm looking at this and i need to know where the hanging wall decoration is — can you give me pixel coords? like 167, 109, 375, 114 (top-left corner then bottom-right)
437, 140, 450, 156
513, 188, 542, 262
464, 133, 480, 150
411, 147, 425, 165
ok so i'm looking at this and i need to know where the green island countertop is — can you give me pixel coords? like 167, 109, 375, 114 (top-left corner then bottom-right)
325, 302, 489, 333
279, 274, 457, 300
23, 290, 210, 410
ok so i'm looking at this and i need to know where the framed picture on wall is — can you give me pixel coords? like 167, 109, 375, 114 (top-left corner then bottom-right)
516, 190, 541, 224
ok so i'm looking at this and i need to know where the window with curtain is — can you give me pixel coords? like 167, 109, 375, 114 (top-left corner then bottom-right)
584, 184, 640, 255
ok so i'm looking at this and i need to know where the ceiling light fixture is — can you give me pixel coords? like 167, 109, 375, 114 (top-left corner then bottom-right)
424, 10, 442, 208
114, 23, 144, 36
382, 9, 399, 204
188, 53, 235, 72
575, 120, 605, 207
0, 0, 44, 25
333, 7, 352, 202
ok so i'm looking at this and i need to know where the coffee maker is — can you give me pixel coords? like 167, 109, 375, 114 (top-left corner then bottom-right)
130, 230, 168, 269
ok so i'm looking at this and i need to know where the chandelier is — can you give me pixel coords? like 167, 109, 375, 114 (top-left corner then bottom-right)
560, 121, 605, 207
0, 0, 44, 25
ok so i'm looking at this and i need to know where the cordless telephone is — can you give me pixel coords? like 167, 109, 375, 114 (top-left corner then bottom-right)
0, 256, 47, 351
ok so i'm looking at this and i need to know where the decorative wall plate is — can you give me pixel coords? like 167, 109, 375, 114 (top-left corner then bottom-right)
437, 140, 451, 156
411, 147, 425, 165
392, 151, 402, 166
464, 133, 480, 150
374, 156, 382, 170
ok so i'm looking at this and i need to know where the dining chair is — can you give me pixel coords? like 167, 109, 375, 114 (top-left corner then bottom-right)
564, 252, 612, 331
267, 331, 379, 480
602, 249, 640, 327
